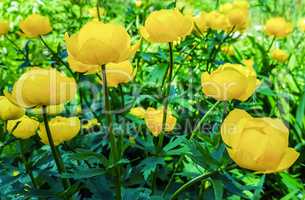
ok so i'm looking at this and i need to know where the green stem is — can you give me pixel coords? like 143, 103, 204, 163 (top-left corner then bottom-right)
118, 84, 125, 110
41, 106, 70, 191
101, 65, 121, 200
266, 36, 276, 52
157, 42, 174, 152
170, 164, 236, 200
96, 0, 101, 21
19, 140, 38, 189
39, 36, 74, 76
5, 35, 27, 57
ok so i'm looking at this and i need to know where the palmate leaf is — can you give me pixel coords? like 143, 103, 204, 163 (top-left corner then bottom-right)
138, 157, 165, 181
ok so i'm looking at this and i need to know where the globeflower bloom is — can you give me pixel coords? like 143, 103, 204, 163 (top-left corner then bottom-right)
201, 63, 260, 101
205, 11, 230, 31
194, 12, 209, 33
7, 115, 39, 139
264, 17, 292, 38
20, 14, 52, 37
144, 107, 177, 137
0, 96, 24, 120
130, 107, 146, 119
271, 48, 289, 62
221, 109, 299, 173
5, 68, 76, 108
39, 116, 81, 146
140, 9, 193, 43
65, 21, 139, 66
0, 21, 9, 35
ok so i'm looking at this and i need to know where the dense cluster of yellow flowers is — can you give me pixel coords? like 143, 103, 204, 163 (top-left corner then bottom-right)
195, 0, 249, 33
0, 0, 302, 175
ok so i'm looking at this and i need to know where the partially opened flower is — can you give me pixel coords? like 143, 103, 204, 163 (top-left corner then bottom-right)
7, 115, 39, 139
144, 107, 177, 137
0, 96, 24, 120
130, 107, 146, 119
39, 116, 81, 146
298, 18, 305, 32
20, 14, 52, 37
0, 21, 9, 36
65, 21, 139, 66
265, 17, 292, 38
271, 48, 289, 62
5, 67, 76, 108
221, 109, 299, 173
140, 9, 193, 43
201, 63, 260, 101
104, 61, 135, 87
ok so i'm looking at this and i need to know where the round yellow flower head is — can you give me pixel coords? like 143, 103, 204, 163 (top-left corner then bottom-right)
298, 18, 305, 32
130, 107, 146, 119
144, 107, 177, 137
221, 109, 299, 173
7, 115, 39, 139
206, 11, 231, 31
135, 0, 142, 7
20, 14, 52, 37
271, 48, 289, 62
5, 67, 77, 108
194, 12, 209, 33
0, 96, 24, 120
201, 63, 260, 101
65, 21, 139, 66
264, 17, 292, 38
0, 21, 9, 36
39, 116, 81, 146
226, 8, 249, 31
140, 9, 193, 43
221, 45, 235, 56
105, 61, 135, 87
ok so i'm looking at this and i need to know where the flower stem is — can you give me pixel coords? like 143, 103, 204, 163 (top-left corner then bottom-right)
170, 164, 236, 200
96, 0, 102, 21
267, 36, 276, 52
101, 65, 122, 200
19, 140, 38, 189
41, 106, 70, 191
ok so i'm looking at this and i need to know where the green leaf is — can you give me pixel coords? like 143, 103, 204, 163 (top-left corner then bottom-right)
296, 89, 305, 128
252, 175, 265, 200
138, 157, 165, 181
211, 178, 224, 200
62, 168, 105, 179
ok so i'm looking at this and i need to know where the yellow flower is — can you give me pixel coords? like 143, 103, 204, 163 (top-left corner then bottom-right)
221, 45, 235, 56
130, 107, 146, 118
144, 107, 177, 137
298, 18, 305, 32
82, 118, 100, 130
221, 109, 299, 173
39, 116, 81, 146
105, 61, 135, 87
135, 0, 142, 7
271, 48, 289, 62
65, 21, 139, 66
205, 11, 231, 31
0, 21, 9, 35
0, 96, 24, 120
264, 17, 292, 38
12, 170, 20, 176
201, 63, 260, 101
5, 67, 76, 108
140, 9, 193, 43
88, 7, 106, 18
28, 104, 65, 115
194, 12, 209, 33
19, 14, 52, 37
7, 115, 39, 139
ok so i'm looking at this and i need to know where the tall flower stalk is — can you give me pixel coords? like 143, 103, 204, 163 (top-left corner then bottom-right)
101, 64, 122, 200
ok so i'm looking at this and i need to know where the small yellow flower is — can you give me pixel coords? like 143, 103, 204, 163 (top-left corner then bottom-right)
298, 18, 305, 32
0, 21, 9, 35
7, 115, 39, 139
221, 45, 235, 56
39, 116, 81, 146
205, 11, 231, 31
12, 170, 20, 176
82, 118, 100, 130
265, 17, 292, 38
5, 67, 77, 108
271, 48, 289, 62
144, 107, 177, 137
221, 109, 299, 173
194, 12, 209, 33
19, 14, 52, 37
201, 63, 260, 101
65, 21, 139, 66
105, 61, 135, 87
140, 9, 193, 43
0, 96, 24, 120
135, 0, 142, 7
130, 107, 146, 119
